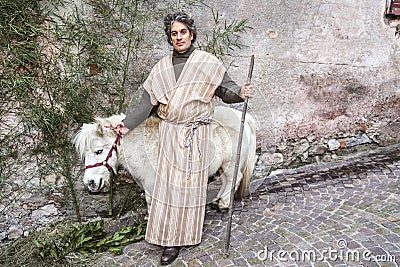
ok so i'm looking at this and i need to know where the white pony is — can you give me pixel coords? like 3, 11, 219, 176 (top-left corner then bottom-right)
73, 105, 257, 210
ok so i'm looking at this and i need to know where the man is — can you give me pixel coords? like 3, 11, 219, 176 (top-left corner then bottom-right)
115, 12, 254, 265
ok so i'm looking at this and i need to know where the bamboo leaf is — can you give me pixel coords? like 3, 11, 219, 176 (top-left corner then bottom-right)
33, 240, 44, 248
50, 249, 58, 259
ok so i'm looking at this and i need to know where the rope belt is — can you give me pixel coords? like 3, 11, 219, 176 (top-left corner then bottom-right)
165, 117, 212, 179
184, 118, 212, 179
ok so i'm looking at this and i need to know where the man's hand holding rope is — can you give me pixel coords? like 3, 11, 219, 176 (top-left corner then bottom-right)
114, 122, 129, 136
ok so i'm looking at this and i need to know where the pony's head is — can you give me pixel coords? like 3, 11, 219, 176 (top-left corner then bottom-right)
73, 114, 125, 192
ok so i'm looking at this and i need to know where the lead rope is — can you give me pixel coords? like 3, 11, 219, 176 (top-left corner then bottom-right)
183, 118, 212, 179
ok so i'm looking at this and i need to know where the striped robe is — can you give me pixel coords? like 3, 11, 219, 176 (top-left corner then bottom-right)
143, 49, 226, 246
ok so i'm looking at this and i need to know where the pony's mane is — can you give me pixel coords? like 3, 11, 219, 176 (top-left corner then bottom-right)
73, 114, 126, 159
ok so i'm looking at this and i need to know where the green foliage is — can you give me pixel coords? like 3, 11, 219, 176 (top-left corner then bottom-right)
0, 0, 48, 213
34, 220, 147, 261
198, 6, 252, 61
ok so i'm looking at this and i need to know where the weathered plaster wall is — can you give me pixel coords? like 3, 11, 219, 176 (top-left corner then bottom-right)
191, 0, 400, 167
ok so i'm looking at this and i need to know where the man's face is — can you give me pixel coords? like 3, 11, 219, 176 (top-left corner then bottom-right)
170, 21, 193, 53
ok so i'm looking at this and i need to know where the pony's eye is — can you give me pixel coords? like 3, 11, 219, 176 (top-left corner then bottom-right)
95, 149, 103, 155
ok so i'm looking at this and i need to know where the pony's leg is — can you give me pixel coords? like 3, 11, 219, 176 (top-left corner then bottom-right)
217, 171, 243, 209
213, 161, 243, 210
211, 171, 228, 207
142, 177, 154, 214
145, 194, 152, 212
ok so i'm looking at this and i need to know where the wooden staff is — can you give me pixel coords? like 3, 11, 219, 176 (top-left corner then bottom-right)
225, 55, 255, 255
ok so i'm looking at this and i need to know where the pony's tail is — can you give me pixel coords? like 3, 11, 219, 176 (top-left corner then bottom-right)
237, 114, 257, 199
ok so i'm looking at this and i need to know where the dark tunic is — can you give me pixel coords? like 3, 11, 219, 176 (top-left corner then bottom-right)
123, 45, 243, 130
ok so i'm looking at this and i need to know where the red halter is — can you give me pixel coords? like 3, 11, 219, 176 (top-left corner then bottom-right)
85, 128, 122, 174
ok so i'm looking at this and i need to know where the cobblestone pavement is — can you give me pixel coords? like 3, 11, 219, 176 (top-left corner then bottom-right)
99, 144, 400, 267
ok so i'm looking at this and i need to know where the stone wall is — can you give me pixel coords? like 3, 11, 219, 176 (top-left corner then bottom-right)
190, 0, 400, 168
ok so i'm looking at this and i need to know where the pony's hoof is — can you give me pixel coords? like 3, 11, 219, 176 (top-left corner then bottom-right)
217, 200, 230, 210
208, 202, 220, 211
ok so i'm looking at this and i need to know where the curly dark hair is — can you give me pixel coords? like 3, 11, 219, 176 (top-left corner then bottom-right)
163, 12, 197, 45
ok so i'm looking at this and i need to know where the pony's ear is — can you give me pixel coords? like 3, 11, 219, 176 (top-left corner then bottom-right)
96, 123, 104, 137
